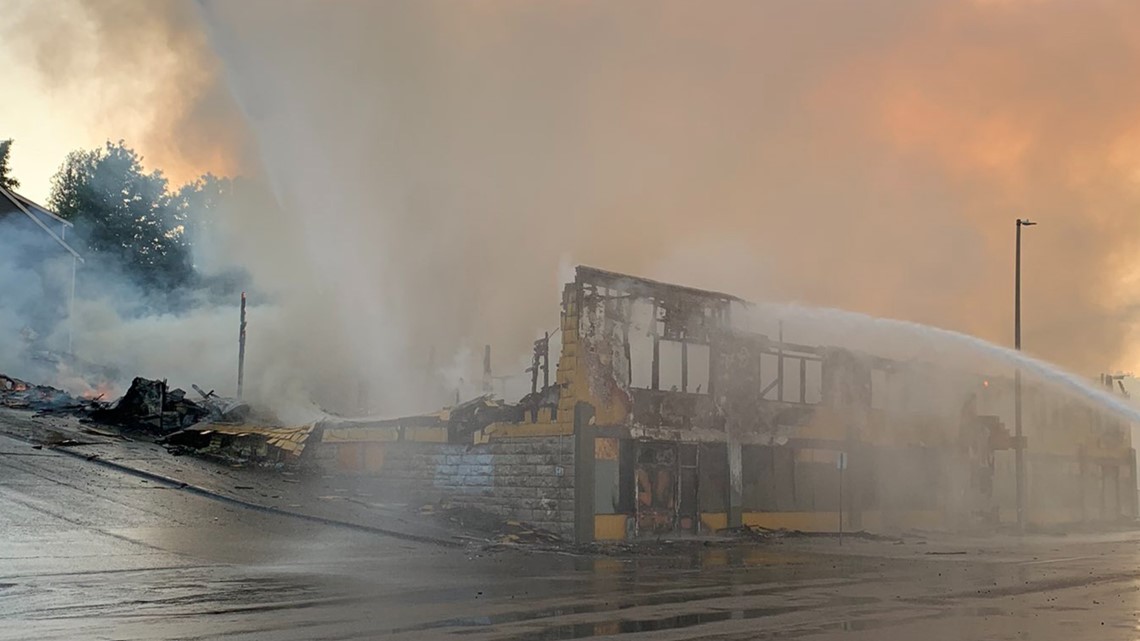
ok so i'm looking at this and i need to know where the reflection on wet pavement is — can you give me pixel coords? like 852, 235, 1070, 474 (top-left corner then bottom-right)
7, 433, 1140, 640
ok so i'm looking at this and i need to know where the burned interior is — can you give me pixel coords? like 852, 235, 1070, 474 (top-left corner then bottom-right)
315, 265, 1137, 543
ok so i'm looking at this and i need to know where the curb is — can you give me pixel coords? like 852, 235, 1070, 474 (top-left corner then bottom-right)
8, 431, 464, 549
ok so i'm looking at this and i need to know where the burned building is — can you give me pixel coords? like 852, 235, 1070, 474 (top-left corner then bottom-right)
315, 266, 1138, 542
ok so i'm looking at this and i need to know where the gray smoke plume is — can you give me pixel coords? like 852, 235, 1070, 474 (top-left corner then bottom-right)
8, 0, 1140, 416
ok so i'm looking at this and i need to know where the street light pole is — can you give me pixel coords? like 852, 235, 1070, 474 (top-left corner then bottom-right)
1014, 218, 1036, 534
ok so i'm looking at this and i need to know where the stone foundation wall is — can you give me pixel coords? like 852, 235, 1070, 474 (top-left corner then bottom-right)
317, 435, 576, 538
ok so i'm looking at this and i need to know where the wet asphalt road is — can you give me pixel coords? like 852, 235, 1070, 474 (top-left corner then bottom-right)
5, 432, 1140, 640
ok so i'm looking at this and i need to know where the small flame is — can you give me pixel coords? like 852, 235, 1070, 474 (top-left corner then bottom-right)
81, 382, 116, 401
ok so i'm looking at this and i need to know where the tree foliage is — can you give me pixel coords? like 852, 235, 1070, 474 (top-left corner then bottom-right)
49, 141, 193, 291
174, 172, 231, 248
0, 139, 20, 191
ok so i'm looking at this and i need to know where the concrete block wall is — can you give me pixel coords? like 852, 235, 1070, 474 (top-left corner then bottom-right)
319, 436, 576, 538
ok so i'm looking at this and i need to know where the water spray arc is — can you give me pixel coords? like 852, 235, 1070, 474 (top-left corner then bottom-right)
752, 302, 1140, 426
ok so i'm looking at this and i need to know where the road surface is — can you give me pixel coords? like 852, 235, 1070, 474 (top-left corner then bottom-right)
4, 431, 1140, 640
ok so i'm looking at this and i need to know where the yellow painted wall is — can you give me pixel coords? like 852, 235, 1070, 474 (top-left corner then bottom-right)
554, 292, 631, 429
699, 512, 727, 532
323, 426, 400, 443
482, 422, 573, 440
324, 425, 446, 444
336, 444, 361, 470
743, 512, 848, 532
738, 510, 944, 532
363, 443, 386, 472
792, 407, 846, 442
594, 514, 628, 541
403, 426, 448, 443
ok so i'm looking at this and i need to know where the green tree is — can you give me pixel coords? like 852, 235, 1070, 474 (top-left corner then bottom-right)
49, 141, 192, 290
0, 138, 20, 191
174, 173, 231, 251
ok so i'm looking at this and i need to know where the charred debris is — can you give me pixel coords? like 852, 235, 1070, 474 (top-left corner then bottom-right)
0, 366, 548, 470
1, 373, 314, 468
2, 373, 103, 413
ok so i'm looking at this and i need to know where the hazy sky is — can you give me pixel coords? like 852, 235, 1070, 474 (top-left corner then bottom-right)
1, 0, 245, 202
5, 0, 1140, 398
0, 40, 104, 203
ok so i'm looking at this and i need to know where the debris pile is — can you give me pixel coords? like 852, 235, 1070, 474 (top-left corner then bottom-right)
190, 384, 252, 424
718, 524, 902, 543
162, 423, 318, 467
427, 504, 564, 546
0, 373, 104, 412
2, 371, 316, 470
91, 377, 210, 431
89, 378, 255, 432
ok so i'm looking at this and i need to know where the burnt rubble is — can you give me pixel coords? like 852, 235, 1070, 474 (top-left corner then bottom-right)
90, 378, 252, 432
0, 373, 106, 413
91, 377, 208, 431
162, 423, 318, 468
2, 370, 315, 468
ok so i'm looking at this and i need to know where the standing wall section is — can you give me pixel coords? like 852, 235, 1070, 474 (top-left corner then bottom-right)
317, 435, 576, 538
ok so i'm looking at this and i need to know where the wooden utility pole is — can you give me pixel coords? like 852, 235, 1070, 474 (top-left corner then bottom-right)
1014, 218, 1036, 534
237, 291, 247, 400
838, 451, 846, 546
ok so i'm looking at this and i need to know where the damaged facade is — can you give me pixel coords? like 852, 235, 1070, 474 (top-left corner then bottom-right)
315, 266, 1138, 542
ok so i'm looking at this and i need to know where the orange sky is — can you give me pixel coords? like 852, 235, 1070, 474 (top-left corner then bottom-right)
4, 0, 1140, 391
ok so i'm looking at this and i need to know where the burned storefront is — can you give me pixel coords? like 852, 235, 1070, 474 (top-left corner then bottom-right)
315, 266, 1138, 542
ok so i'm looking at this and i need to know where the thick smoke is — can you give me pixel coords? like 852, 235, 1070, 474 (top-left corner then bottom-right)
200, 0, 1140, 387
1, 0, 251, 186
8, 1, 1140, 416
0, 219, 71, 371
0, 221, 342, 423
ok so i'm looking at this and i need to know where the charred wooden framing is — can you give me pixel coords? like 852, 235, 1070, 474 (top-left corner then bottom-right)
315, 265, 1138, 543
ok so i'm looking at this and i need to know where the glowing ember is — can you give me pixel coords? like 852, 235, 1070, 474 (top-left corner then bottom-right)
81, 383, 117, 401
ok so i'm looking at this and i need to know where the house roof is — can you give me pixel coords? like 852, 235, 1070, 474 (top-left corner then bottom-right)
0, 185, 83, 262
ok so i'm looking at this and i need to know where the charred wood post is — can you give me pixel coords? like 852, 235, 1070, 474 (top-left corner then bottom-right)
777, 320, 784, 401
681, 336, 689, 393
529, 344, 539, 396
542, 332, 550, 389
528, 335, 550, 395
482, 345, 492, 394
651, 302, 660, 390
237, 291, 247, 400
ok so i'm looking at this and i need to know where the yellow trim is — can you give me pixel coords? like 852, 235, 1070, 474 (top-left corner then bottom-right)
363, 443, 386, 472
701, 548, 729, 566
734, 510, 946, 532
403, 426, 448, 443
595, 437, 619, 461
594, 514, 627, 540
322, 426, 400, 443
483, 422, 573, 439
743, 512, 847, 532
700, 512, 727, 532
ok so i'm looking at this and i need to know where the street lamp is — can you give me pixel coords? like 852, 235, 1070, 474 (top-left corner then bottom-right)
1014, 218, 1036, 533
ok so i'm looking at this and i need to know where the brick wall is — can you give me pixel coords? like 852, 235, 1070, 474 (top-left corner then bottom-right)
317, 435, 576, 538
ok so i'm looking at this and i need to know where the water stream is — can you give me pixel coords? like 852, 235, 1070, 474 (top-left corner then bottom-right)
751, 301, 1140, 424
